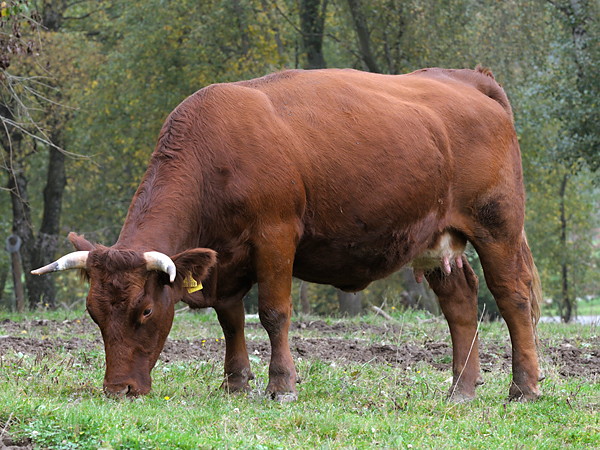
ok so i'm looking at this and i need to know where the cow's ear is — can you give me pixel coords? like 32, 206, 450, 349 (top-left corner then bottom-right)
170, 248, 217, 293
66, 232, 94, 281
68, 232, 95, 252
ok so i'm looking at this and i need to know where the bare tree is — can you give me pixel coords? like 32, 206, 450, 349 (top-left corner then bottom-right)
0, 0, 71, 309
346, 0, 380, 73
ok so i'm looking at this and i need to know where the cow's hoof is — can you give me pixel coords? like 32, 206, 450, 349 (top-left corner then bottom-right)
446, 376, 480, 403
220, 370, 254, 393
266, 383, 298, 402
220, 381, 252, 393
447, 389, 476, 403
508, 381, 541, 402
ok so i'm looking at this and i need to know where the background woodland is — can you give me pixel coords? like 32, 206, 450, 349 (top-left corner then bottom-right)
1, 0, 599, 322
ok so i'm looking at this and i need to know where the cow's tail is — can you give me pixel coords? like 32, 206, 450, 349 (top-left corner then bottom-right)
521, 229, 541, 343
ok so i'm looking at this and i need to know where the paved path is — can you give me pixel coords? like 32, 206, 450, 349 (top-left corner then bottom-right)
539, 315, 600, 325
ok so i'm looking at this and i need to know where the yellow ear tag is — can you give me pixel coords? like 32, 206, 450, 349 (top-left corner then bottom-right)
183, 273, 203, 293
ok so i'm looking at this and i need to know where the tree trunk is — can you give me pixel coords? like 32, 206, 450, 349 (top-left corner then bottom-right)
346, 0, 381, 73
261, 0, 285, 57
338, 290, 361, 316
383, 0, 405, 75
30, 136, 67, 309
401, 267, 440, 315
0, 263, 7, 305
232, 0, 250, 56
40, 0, 68, 31
6, 162, 36, 308
300, 0, 328, 69
559, 173, 572, 323
300, 281, 310, 314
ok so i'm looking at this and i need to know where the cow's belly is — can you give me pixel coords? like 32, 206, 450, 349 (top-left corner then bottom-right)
293, 230, 466, 291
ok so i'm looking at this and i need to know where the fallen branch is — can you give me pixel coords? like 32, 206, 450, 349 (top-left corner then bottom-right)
0, 413, 12, 439
372, 305, 394, 321
175, 306, 190, 315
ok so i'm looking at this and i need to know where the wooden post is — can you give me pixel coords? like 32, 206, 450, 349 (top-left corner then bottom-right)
6, 235, 24, 312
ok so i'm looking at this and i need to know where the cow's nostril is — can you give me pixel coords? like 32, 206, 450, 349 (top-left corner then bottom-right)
120, 385, 131, 396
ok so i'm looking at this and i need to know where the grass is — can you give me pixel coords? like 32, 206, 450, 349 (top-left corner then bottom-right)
0, 308, 599, 449
575, 296, 600, 317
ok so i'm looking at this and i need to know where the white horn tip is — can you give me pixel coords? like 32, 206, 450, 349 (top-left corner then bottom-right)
144, 251, 177, 283
31, 251, 89, 275
31, 262, 59, 275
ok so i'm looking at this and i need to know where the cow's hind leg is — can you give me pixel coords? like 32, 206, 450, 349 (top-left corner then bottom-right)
473, 233, 542, 401
425, 255, 483, 402
254, 224, 299, 401
215, 295, 254, 393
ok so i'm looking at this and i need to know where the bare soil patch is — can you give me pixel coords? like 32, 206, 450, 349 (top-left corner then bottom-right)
0, 435, 33, 450
1, 316, 598, 380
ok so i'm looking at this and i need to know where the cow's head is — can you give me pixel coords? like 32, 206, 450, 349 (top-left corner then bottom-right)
32, 233, 217, 397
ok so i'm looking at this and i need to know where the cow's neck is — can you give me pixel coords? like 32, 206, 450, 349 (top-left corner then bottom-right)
114, 162, 200, 256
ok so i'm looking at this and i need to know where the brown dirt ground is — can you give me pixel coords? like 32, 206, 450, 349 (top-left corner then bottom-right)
1, 317, 599, 379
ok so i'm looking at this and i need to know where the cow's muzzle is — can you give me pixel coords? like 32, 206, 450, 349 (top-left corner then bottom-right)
103, 380, 148, 398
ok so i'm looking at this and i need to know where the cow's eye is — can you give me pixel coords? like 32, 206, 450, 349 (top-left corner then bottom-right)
143, 308, 153, 317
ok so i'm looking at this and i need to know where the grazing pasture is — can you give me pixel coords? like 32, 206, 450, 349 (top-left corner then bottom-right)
0, 308, 598, 449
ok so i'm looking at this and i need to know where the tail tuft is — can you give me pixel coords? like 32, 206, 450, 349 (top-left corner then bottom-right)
521, 230, 541, 340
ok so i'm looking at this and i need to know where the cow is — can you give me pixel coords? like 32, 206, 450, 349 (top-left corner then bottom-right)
32, 67, 542, 403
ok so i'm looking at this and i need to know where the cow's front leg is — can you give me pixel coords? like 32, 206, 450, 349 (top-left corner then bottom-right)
259, 296, 297, 401
425, 255, 483, 402
254, 226, 299, 401
215, 298, 254, 393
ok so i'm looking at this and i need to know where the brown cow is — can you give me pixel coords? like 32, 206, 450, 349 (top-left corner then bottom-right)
33, 67, 542, 402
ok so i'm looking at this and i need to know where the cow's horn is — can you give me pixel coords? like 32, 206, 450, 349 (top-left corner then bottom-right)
31, 251, 90, 275
143, 251, 176, 283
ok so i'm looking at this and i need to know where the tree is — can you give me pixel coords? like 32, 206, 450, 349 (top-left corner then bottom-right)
0, 0, 102, 309
346, 0, 380, 72
6, 0, 596, 319
66, 0, 290, 247
0, 0, 43, 310
299, 0, 328, 69
547, 0, 600, 170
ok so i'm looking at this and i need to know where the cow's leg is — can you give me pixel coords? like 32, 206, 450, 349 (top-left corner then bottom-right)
425, 255, 482, 402
473, 238, 541, 401
254, 226, 298, 401
214, 295, 254, 393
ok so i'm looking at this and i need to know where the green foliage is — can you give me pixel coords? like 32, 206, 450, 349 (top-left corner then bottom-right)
1, 0, 599, 315
466, 247, 501, 320
545, 0, 600, 171
66, 0, 292, 245
514, 26, 600, 317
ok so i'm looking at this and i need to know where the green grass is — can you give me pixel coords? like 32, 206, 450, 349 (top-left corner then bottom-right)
575, 296, 600, 317
0, 309, 599, 449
